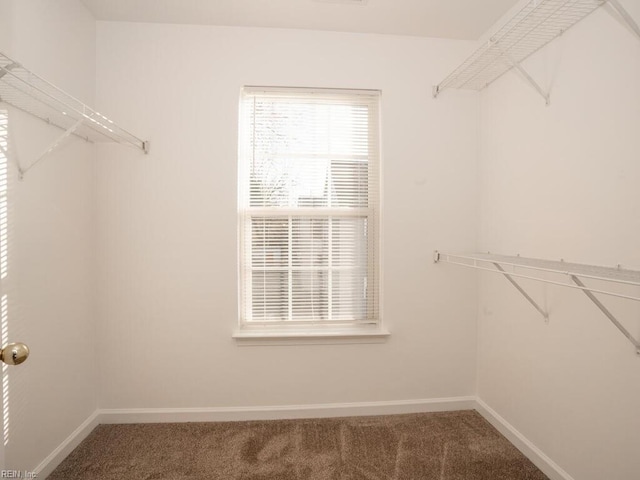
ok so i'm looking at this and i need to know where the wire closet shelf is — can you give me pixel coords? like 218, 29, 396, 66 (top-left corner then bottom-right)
0, 51, 148, 154
433, 0, 605, 97
434, 252, 640, 355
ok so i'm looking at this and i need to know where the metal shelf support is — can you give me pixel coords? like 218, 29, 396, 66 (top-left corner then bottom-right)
505, 54, 551, 106
608, 0, 640, 41
0, 62, 18, 80
570, 275, 640, 356
17, 119, 83, 179
494, 262, 549, 320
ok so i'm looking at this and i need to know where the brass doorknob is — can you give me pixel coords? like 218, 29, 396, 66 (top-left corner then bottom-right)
0, 343, 29, 366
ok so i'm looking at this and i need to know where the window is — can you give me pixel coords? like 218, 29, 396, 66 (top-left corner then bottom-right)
237, 87, 383, 340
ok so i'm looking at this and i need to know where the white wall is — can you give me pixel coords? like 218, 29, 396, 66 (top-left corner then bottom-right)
477, 3, 640, 480
94, 23, 480, 409
0, 0, 97, 472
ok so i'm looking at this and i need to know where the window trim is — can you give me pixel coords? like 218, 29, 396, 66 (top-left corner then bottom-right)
232, 324, 390, 346
236, 86, 384, 342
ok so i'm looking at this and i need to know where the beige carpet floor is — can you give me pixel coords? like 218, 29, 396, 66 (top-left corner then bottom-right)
47, 410, 549, 480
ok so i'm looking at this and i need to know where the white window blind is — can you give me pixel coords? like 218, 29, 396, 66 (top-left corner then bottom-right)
238, 87, 380, 328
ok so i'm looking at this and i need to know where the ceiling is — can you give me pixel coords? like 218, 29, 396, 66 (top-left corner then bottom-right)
79, 0, 522, 40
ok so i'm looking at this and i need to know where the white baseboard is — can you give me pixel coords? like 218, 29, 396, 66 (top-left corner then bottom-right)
98, 396, 477, 424
33, 410, 100, 478
475, 398, 575, 480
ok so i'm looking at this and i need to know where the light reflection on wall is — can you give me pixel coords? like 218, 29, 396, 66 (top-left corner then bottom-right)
0, 110, 9, 446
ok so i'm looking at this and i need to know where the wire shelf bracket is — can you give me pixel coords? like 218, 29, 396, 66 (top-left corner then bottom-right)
608, 0, 640, 41
506, 54, 551, 106
0, 51, 149, 179
433, 0, 640, 104
434, 251, 640, 356
493, 261, 550, 320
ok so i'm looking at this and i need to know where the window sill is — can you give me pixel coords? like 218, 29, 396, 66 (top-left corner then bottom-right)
233, 325, 390, 346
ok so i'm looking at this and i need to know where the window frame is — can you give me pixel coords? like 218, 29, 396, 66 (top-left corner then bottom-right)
235, 87, 387, 343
